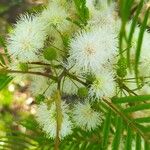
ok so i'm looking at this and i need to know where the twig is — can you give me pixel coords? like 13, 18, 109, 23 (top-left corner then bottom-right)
2, 69, 58, 81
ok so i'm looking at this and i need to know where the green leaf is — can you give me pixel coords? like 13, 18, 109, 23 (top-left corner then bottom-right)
125, 126, 133, 150
124, 103, 150, 113
0, 89, 13, 106
103, 99, 149, 147
145, 141, 150, 150
102, 109, 112, 149
0, 4, 9, 14
134, 117, 150, 123
0, 54, 5, 65
119, 0, 134, 55
0, 74, 12, 91
127, 0, 144, 68
0, 36, 6, 47
112, 95, 150, 104
136, 133, 141, 150
112, 117, 123, 150
136, 124, 150, 133
73, 0, 89, 26
43, 47, 57, 61
0, 36, 11, 63
78, 87, 88, 98
135, 8, 150, 84
35, 94, 45, 103
19, 63, 28, 72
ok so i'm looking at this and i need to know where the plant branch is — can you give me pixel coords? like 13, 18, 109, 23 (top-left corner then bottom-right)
54, 90, 62, 150
28, 62, 62, 68
117, 78, 138, 96
102, 97, 148, 141
2, 69, 58, 81
66, 72, 87, 86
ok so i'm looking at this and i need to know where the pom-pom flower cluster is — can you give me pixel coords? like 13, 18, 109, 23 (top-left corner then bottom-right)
5, 0, 150, 140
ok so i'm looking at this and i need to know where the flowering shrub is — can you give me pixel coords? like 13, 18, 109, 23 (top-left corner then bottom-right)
0, 0, 150, 149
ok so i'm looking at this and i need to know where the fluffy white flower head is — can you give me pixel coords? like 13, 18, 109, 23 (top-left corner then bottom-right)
8, 14, 47, 62
36, 101, 72, 139
68, 26, 117, 73
72, 102, 104, 131
40, 2, 70, 31
89, 71, 116, 99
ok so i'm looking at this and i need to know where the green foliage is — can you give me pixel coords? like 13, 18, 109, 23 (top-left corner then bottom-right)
135, 8, 150, 84
112, 117, 123, 150
0, 88, 13, 106
135, 117, 150, 123
73, 0, 89, 26
119, 0, 134, 55
0, 74, 12, 91
0, 36, 12, 91
112, 95, 150, 103
127, 0, 144, 68
1, 95, 150, 150
102, 109, 112, 149
0, 36, 7, 65
124, 103, 150, 113
136, 133, 141, 150
78, 87, 88, 98
117, 57, 128, 77
35, 94, 45, 103
43, 47, 57, 61
125, 126, 133, 150
19, 63, 29, 72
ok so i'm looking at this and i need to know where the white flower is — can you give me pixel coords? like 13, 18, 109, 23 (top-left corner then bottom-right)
97, 0, 115, 11
7, 14, 47, 62
87, 1, 120, 32
72, 102, 104, 131
89, 71, 116, 99
88, 9, 120, 32
40, 2, 70, 32
36, 101, 72, 139
86, 0, 111, 14
68, 27, 117, 73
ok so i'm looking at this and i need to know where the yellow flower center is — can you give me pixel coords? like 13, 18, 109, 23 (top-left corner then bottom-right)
82, 106, 93, 118
85, 44, 96, 56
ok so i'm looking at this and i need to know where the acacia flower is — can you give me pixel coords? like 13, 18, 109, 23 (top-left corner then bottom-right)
72, 101, 104, 131
68, 26, 117, 73
7, 14, 47, 62
40, 2, 70, 32
89, 71, 116, 99
36, 101, 73, 139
